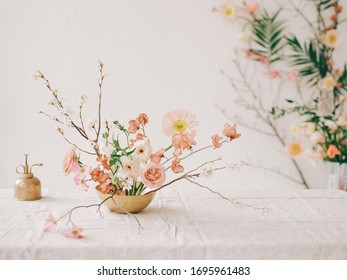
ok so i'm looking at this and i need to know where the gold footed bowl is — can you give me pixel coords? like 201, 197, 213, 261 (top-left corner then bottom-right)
96, 186, 155, 214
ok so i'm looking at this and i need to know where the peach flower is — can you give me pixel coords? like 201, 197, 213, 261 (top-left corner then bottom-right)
220, 3, 237, 21
172, 133, 196, 157
287, 141, 303, 158
141, 162, 166, 189
211, 134, 222, 148
136, 113, 149, 125
244, 2, 259, 14
171, 157, 184, 174
150, 148, 166, 164
62, 147, 79, 175
162, 109, 198, 137
323, 30, 341, 48
327, 144, 341, 159
128, 119, 139, 134
222, 123, 241, 139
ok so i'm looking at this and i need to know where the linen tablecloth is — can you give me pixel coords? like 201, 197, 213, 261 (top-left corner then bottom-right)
1, 185, 347, 259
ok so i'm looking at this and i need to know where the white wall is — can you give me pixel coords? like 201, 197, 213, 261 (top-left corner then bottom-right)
1, 0, 344, 190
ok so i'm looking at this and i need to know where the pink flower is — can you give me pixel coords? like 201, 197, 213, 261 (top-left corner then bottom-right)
150, 148, 166, 164
43, 213, 57, 233
136, 113, 149, 125
128, 119, 139, 134
73, 165, 92, 191
211, 6, 218, 13
258, 55, 268, 65
268, 70, 281, 79
222, 123, 241, 140
62, 147, 79, 175
171, 157, 184, 174
244, 2, 259, 14
242, 49, 254, 58
162, 109, 198, 137
141, 162, 166, 189
172, 133, 197, 157
286, 70, 299, 81
61, 226, 84, 239
211, 134, 222, 148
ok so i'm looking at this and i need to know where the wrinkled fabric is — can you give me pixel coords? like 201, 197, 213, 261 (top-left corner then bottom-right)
1, 186, 347, 259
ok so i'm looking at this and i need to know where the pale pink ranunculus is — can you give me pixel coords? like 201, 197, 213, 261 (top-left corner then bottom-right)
211, 134, 222, 148
172, 133, 197, 157
43, 213, 57, 233
222, 123, 241, 139
62, 147, 79, 175
244, 3, 259, 14
162, 109, 198, 137
171, 157, 184, 174
141, 162, 166, 189
128, 119, 139, 134
309, 131, 325, 145
136, 113, 149, 125
61, 226, 84, 239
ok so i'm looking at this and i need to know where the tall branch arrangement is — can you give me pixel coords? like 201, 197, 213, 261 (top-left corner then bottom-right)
35, 62, 265, 238
213, 0, 347, 188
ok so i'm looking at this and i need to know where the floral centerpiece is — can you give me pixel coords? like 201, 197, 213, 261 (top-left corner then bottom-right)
35, 62, 257, 238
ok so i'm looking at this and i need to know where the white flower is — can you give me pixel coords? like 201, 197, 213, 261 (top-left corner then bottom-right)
237, 31, 252, 43
321, 75, 336, 91
290, 124, 300, 136
300, 122, 316, 136
309, 131, 325, 145
228, 161, 249, 171
34, 71, 43, 80
337, 113, 347, 127
324, 120, 337, 132
60, 107, 74, 116
99, 143, 114, 157
88, 119, 97, 129
120, 157, 141, 179
304, 149, 323, 166
132, 138, 153, 163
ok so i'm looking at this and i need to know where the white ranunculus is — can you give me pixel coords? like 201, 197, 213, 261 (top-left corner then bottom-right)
132, 138, 153, 163
300, 122, 316, 136
120, 156, 141, 179
304, 149, 323, 166
324, 120, 337, 132
321, 75, 336, 91
309, 131, 325, 145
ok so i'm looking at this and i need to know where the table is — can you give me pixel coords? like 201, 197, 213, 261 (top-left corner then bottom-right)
1, 185, 347, 259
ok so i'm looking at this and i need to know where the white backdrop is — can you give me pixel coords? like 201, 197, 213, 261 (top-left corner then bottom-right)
1, 0, 345, 190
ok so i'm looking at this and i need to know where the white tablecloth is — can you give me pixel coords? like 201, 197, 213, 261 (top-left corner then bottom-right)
1, 184, 347, 259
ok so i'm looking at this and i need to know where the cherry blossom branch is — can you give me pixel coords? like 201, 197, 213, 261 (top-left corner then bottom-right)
37, 111, 64, 125
96, 61, 105, 143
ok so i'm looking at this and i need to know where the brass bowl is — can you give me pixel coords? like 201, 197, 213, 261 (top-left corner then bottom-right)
96, 187, 155, 214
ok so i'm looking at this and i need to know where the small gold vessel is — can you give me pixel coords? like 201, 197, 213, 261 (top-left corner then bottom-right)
15, 154, 43, 201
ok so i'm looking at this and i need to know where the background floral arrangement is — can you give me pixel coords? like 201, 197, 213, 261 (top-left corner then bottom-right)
213, 0, 347, 188
35, 62, 257, 238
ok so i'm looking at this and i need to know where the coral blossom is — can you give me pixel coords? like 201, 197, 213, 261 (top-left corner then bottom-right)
222, 123, 240, 139
327, 144, 341, 159
211, 134, 222, 148
136, 113, 149, 125
172, 133, 196, 157
150, 148, 166, 164
171, 157, 184, 174
128, 119, 139, 134
141, 162, 166, 189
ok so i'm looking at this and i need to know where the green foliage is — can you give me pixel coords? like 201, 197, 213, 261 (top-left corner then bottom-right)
249, 9, 287, 63
287, 36, 328, 86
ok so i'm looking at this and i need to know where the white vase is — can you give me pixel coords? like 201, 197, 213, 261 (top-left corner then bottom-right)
325, 161, 347, 191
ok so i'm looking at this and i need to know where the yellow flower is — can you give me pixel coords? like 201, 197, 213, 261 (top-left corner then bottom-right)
287, 141, 303, 158
323, 30, 341, 48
